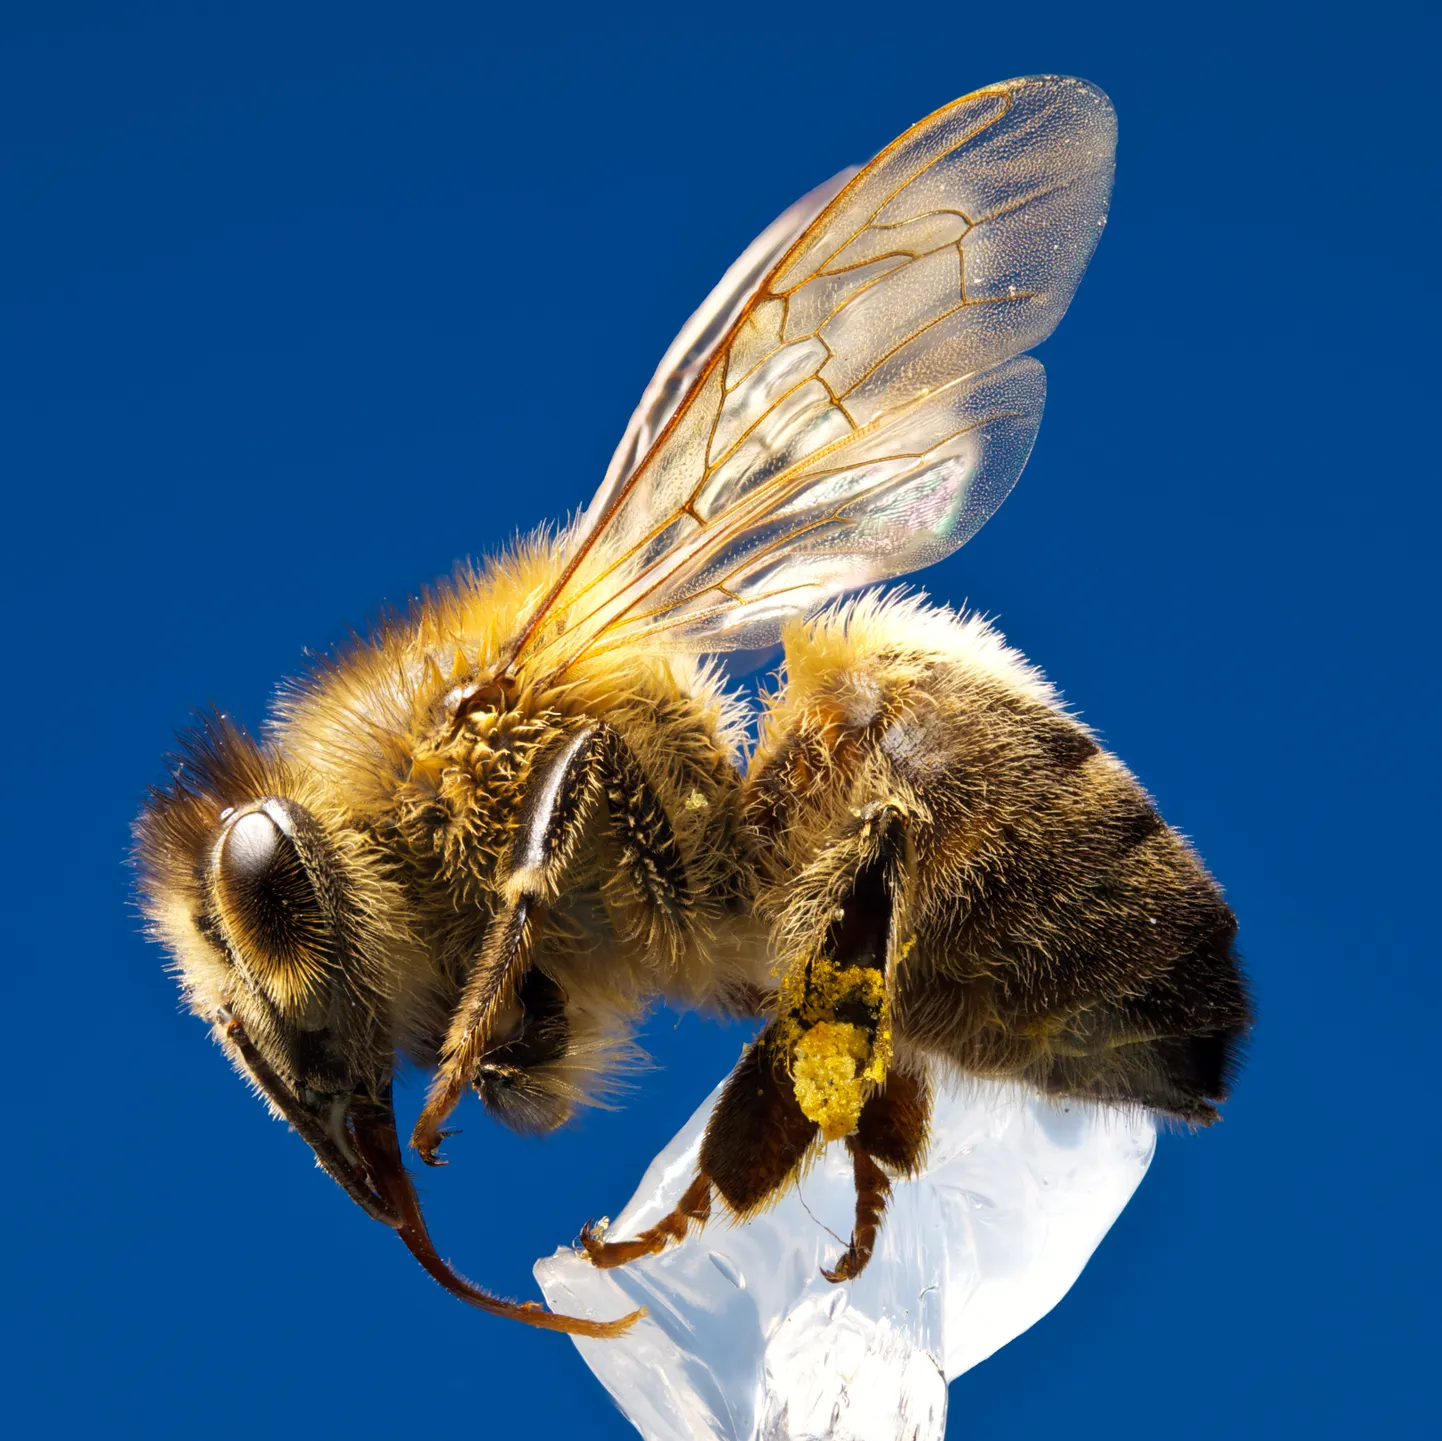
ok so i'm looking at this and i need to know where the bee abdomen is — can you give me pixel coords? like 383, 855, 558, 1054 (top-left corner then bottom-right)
750, 594, 1254, 1126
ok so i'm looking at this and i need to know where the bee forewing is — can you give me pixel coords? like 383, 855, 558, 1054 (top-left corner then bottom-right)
515, 75, 1114, 673
593, 167, 860, 522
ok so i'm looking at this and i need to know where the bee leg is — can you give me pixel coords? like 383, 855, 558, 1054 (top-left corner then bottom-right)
590, 724, 692, 946
702, 1026, 821, 1215
582, 801, 913, 1271
413, 724, 691, 1162
821, 1068, 931, 1283
762, 800, 917, 1280
581, 1028, 820, 1267
778, 801, 910, 1144
579, 1173, 714, 1268
413, 896, 541, 1163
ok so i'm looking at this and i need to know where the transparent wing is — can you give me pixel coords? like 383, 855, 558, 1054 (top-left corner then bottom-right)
514, 75, 1115, 674
593, 167, 860, 523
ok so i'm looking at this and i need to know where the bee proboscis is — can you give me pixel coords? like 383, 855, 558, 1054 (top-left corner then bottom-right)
137, 74, 1251, 1335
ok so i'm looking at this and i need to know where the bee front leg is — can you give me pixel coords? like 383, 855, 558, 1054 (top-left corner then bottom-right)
413, 723, 691, 1162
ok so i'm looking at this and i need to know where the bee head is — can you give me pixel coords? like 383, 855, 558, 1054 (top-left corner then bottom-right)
135, 716, 637, 1334
134, 715, 423, 1225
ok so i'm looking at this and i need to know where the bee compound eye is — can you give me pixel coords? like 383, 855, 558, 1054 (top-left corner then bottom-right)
215, 804, 327, 961
221, 810, 284, 885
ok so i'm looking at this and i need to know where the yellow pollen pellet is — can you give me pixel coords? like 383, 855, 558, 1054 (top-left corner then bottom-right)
792, 1021, 871, 1140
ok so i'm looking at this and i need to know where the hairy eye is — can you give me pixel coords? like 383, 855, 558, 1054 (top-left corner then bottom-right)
215, 805, 330, 965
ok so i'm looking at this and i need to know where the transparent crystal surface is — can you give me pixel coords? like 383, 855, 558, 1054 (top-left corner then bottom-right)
536, 1073, 1155, 1441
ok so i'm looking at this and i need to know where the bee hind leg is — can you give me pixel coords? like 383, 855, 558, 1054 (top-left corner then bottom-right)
583, 802, 919, 1274
822, 1067, 931, 1282
581, 1027, 820, 1267
579, 1173, 713, 1268
768, 799, 920, 1281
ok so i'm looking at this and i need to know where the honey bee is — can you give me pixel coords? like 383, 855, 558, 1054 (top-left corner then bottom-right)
135, 74, 1251, 1336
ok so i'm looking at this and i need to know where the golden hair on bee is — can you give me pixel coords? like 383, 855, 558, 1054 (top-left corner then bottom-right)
137, 716, 430, 1067
139, 75, 1250, 1325
136, 530, 761, 1335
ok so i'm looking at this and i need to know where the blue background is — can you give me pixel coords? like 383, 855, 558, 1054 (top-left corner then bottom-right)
2, 3, 1436, 1436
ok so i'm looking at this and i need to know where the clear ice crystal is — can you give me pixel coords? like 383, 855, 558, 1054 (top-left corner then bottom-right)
536, 1072, 1155, 1441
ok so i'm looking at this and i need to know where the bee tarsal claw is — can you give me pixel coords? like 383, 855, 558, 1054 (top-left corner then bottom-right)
413, 1129, 456, 1168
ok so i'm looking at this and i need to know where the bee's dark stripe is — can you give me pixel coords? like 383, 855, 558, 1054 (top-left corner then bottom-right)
1025, 708, 1100, 771
1114, 798, 1165, 848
